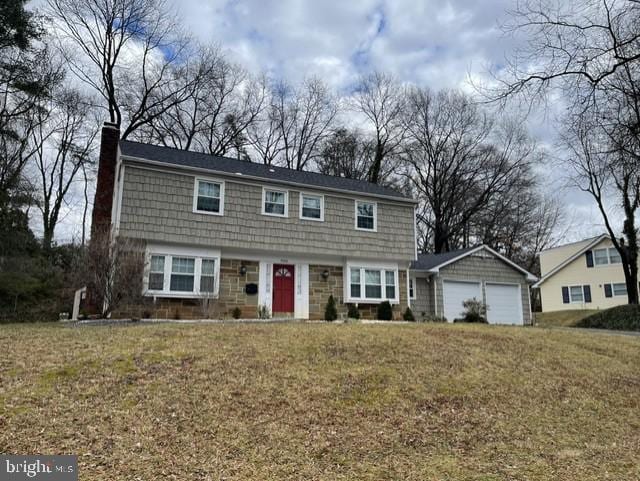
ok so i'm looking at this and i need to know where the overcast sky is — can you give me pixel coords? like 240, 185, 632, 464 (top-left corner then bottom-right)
31, 0, 615, 243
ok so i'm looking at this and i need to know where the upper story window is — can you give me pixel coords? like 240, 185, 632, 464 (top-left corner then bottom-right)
193, 178, 224, 215
262, 188, 288, 217
594, 247, 621, 265
348, 266, 398, 303
300, 193, 324, 221
355, 200, 377, 231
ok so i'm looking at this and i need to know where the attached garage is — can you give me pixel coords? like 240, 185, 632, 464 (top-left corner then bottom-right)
409, 245, 537, 325
443, 280, 481, 322
485, 283, 523, 325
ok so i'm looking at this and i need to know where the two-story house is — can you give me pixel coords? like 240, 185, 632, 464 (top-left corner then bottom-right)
534, 234, 637, 312
91, 123, 417, 320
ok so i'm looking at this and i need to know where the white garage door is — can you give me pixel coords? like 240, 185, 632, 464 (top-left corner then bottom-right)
443, 280, 481, 322
485, 283, 523, 325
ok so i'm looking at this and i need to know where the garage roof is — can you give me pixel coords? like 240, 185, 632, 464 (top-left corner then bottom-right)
411, 245, 538, 282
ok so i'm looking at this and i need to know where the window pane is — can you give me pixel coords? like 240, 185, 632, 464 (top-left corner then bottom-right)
570, 286, 584, 302
172, 257, 195, 274
365, 270, 381, 285
357, 202, 373, 217
170, 274, 194, 292
302, 207, 321, 218
613, 283, 627, 296
409, 278, 414, 298
197, 196, 220, 212
609, 248, 622, 264
303, 196, 321, 210
148, 273, 164, 290
594, 249, 609, 265
150, 255, 164, 273
201, 259, 216, 275
365, 285, 382, 298
350, 269, 360, 283
266, 191, 284, 204
198, 181, 220, 198
350, 284, 361, 298
265, 202, 285, 215
200, 276, 215, 293
385, 271, 395, 285
386, 285, 395, 299
357, 215, 374, 229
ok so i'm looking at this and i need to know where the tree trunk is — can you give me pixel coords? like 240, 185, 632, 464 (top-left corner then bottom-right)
622, 215, 639, 304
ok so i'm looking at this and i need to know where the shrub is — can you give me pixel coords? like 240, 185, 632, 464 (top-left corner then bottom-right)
403, 307, 415, 321
455, 298, 487, 323
576, 305, 640, 331
347, 303, 360, 320
377, 300, 393, 320
324, 295, 338, 321
231, 307, 242, 319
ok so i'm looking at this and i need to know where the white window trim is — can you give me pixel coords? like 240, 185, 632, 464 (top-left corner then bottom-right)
192, 177, 225, 216
262, 187, 289, 218
354, 200, 377, 232
299, 192, 325, 221
143, 245, 221, 299
345, 261, 399, 304
568, 284, 586, 304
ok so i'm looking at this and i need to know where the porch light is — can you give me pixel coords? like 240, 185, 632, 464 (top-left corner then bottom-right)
239, 264, 247, 276
321, 269, 330, 280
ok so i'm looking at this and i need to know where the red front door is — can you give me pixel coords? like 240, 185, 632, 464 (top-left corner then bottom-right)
273, 264, 295, 313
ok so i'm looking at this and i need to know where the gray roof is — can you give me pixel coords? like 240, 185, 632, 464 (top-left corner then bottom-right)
410, 247, 477, 270
119, 140, 414, 201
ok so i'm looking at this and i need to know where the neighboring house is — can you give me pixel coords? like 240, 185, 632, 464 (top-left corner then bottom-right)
534, 234, 636, 312
409, 246, 537, 325
91, 123, 418, 320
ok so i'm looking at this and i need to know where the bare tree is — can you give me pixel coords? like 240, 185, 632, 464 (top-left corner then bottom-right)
352, 72, 407, 184
138, 47, 266, 158
273, 78, 338, 170
495, 0, 640, 303
29, 88, 98, 249
247, 98, 284, 165
404, 88, 538, 254
46, 0, 195, 139
84, 228, 145, 317
317, 128, 373, 180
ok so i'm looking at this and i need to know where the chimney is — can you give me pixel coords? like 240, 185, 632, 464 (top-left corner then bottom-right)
91, 122, 120, 238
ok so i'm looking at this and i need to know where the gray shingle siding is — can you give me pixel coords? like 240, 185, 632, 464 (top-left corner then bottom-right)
118, 165, 416, 261
434, 255, 532, 324
411, 277, 436, 319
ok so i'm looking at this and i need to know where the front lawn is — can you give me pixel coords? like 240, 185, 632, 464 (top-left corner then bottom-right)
534, 309, 596, 327
1, 322, 639, 480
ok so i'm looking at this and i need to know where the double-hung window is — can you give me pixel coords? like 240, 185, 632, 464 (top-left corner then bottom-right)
200, 259, 216, 293
300, 193, 324, 221
355, 200, 376, 231
569, 286, 584, 303
170, 257, 195, 292
612, 282, 627, 296
349, 266, 398, 302
193, 178, 223, 215
148, 255, 165, 290
409, 278, 415, 299
263, 188, 288, 217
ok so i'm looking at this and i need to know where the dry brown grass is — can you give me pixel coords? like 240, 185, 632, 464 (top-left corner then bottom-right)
1, 322, 639, 480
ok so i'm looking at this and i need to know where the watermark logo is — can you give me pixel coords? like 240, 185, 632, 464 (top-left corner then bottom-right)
0, 456, 77, 481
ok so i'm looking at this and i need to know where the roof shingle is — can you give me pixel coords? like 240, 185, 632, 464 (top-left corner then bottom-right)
119, 140, 414, 201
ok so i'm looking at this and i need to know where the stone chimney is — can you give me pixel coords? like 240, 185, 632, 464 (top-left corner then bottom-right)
91, 122, 120, 238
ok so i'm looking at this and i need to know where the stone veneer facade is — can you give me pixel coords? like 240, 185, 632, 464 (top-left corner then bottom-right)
114, 258, 261, 320
308, 265, 409, 320
115, 259, 409, 320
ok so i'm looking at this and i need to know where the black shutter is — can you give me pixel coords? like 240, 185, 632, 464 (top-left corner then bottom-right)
585, 250, 594, 268
583, 285, 592, 303
604, 283, 612, 298
562, 286, 570, 304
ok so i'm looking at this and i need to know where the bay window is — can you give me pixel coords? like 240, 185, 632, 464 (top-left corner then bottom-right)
348, 266, 398, 302
145, 248, 219, 297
